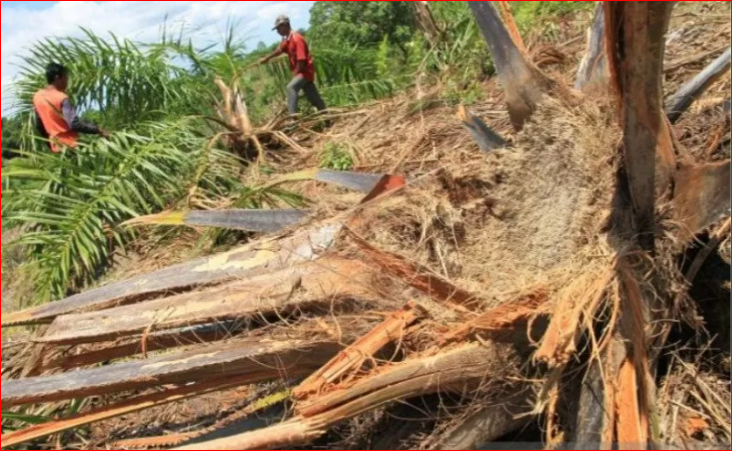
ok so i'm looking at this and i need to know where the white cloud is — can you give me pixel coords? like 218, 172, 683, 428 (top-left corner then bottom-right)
0, 1, 314, 114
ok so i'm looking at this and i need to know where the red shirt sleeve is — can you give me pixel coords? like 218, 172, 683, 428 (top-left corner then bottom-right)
292, 35, 308, 61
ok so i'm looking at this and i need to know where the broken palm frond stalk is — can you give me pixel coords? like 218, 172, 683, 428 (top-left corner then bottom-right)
673, 160, 731, 242
178, 344, 518, 450
497, 1, 527, 54
112, 389, 291, 450
666, 48, 731, 124
1, 222, 342, 327
123, 209, 308, 233
262, 168, 387, 193
684, 218, 731, 284
441, 289, 548, 344
40, 323, 241, 372
294, 302, 423, 400
39, 259, 378, 346
469, 1, 552, 130
663, 44, 729, 73
348, 231, 479, 309
1, 340, 339, 408
575, 3, 607, 91
0, 376, 256, 449
457, 104, 507, 152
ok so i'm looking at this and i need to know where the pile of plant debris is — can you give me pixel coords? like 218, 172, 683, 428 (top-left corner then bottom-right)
1, 2, 729, 450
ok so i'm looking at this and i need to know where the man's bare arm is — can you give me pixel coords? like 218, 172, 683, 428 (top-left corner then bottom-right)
260, 48, 284, 65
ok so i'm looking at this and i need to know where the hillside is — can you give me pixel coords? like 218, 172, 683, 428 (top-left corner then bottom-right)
1, 2, 730, 450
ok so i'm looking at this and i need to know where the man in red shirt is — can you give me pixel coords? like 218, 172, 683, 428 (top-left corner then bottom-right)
259, 15, 327, 115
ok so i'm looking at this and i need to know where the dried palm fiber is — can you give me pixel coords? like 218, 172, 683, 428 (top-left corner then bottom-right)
347, 99, 621, 308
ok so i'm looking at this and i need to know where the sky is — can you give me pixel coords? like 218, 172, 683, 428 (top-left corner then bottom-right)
1, 1, 315, 113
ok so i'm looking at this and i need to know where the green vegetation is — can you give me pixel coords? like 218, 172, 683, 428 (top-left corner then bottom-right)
319, 141, 355, 171
1, 1, 592, 305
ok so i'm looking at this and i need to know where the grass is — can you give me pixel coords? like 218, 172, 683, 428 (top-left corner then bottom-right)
319, 141, 355, 171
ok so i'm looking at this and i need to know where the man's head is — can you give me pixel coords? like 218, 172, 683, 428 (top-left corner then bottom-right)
273, 14, 291, 37
46, 63, 69, 91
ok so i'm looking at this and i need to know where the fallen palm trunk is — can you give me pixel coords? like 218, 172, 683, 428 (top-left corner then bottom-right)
177, 344, 519, 450
38, 258, 377, 346
666, 48, 732, 123
0, 376, 256, 449
1, 223, 342, 327
1, 340, 339, 408
294, 302, 423, 399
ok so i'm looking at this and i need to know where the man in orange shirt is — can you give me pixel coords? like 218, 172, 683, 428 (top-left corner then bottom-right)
33, 63, 109, 153
259, 15, 327, 115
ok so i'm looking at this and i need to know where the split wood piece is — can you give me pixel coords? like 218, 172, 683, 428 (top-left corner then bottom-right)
575, 3, 607, 91
605, 1, 675, 252
177, 344, 518, 450
469, 1, 553, 131
294, 302, 424, 400
40, 323, 241, 372
0, 376, 254, 449
457, 104, 508, 152
666, 48, 731, 124
441, 289, 547, 344
616, 358, 648, 449
1, 222, 342, 327
673, 160, 731, 242
39, 258, 377, 346
112, 389, 290, 449
124, 209, 308, 233
1, 340, 340, 408
348, 232, 479, 309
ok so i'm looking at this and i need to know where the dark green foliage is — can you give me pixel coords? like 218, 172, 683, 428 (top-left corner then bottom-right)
309, 1, 416, 60
1, 117, 23, 161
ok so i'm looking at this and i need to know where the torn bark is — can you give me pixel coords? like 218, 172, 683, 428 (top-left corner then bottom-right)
0, 377, 253, 449
1, 223, 341, 327
469, 1, 552, 130
294, 302, 423, 399
666, 48, 731, 123
1, 340, 339, 408
39, 259, 377, 346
